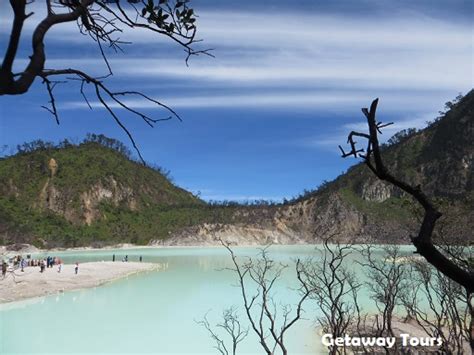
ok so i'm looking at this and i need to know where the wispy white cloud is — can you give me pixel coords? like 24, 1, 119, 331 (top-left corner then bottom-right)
115, 54, 468, 90
62, 92, 365, 109
4, 5, 470, 115
342, 113, 434, 136
60, 91, 441, 111
9, 8, 470, 50
6, 8, 472, 93
302, 112, 436, 151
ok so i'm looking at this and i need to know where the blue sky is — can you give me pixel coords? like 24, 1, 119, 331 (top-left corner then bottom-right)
0, 0, 472, 201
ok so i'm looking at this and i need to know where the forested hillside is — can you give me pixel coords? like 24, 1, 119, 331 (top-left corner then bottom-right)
1, 92, 472, 248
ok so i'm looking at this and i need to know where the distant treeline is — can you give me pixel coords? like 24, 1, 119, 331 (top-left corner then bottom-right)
379, 93, 464, 149
13, 134, 133, 157
0, 133, 326, 207
1, 133, 175, 179
205, 179, 333, 208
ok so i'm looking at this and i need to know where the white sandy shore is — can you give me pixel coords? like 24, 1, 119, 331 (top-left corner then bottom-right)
0, 261, 159, 304
2, 243, 417, 256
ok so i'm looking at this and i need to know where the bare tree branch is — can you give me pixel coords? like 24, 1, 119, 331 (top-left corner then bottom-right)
1, 0, 210, 162
35, 67, 180, 162
197, 307, 249, 355
339, 99, 474, 293
300, 236, 360, 355
220, 240, 314, 355
403, 258, 471, 353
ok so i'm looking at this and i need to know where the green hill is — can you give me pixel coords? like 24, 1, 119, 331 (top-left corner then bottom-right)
162, 91, 473, 245
0, 92, 472, 247
314, 91, 474, 227
0, 138, 236, 247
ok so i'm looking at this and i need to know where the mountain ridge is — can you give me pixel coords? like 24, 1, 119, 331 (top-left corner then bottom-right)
161, 91, 473, 245
1, 92, 472, 247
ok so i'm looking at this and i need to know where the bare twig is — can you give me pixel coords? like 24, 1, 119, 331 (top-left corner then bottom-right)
197, 307, 249, 355
339, 99, 474, 293
220, 239, 314, 355
1, 0, 211, 162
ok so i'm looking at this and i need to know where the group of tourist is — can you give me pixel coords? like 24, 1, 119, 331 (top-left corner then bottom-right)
31, 256, 65, 273
2, 254, 43, 274
1, 254, 68, 277
2, 252, 143, 279
112, 254, 143, 262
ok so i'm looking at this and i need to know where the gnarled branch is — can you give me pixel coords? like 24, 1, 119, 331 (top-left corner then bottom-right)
339, 98, 474, 293
1, 0, 210, 163
39, 67, 180, 162
220, 240, 314, 355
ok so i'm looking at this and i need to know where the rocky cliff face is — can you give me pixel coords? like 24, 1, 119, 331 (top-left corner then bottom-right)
0, 142, 203, 247
164, 189, 412, 246
79, 178, 138, 225
14, 158, 140, 225
359, 180, 394, 202
165, 91, 473, 246
1, 92, 472, 247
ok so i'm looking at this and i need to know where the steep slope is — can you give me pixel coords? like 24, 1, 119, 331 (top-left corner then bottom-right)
0, 141, 214, 247
1, 92, 472, 248
165, 91, 473, 245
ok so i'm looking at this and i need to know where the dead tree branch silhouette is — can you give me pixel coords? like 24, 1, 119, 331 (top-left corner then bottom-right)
338, 98, 473, 293
0, 0, 212, 162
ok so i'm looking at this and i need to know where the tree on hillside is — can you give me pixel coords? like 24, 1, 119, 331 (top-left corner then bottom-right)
338, 98, 474, 350
386, 128, 417, 146
0, 0, 211, 162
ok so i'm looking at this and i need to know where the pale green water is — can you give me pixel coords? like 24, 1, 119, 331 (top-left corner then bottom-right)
0, 245, 415, 355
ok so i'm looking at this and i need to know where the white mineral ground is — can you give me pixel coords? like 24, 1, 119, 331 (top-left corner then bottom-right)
0, 261, 159, 303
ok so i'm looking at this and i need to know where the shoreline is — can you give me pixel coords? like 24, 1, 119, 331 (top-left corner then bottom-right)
0, 261, 160, 304
1, 242, 419, 255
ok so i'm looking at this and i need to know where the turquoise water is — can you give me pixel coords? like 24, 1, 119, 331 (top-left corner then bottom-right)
0, 245, 415, 355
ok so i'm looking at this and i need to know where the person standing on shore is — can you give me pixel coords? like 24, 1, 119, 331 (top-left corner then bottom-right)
112, 254, 115, 262
75, 262, 79, 275
58, 262, 62, 273
139, 256, 142, 262
2, 262, 7, 278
